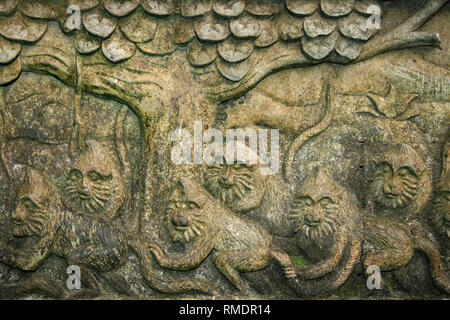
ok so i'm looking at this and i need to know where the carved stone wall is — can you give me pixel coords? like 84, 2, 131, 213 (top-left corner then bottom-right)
0, 0, 448, 299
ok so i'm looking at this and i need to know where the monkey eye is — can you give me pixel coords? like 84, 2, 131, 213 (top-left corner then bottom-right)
20, 198, 37, 210
69, 169, 83, 183
87, 171, 102, 182
295, 196, 314, 208
396, 167, 417, 179
186, 201, 200, 210
319, 197, 334, 208
380, 162, 392, 175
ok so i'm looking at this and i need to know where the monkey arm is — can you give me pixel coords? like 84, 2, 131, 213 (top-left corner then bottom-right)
151, 231, 219, 271
296, 233, 347, 280
0, 230, 58, 271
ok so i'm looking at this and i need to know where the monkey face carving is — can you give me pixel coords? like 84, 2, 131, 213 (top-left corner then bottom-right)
288, 168, 357, 242
13, 169, 53, 238
373, 162, 419, 208
62, 140, 125, 220
165, 184, 208, 244
369, 144, 426, 210
203, 162, 267, 213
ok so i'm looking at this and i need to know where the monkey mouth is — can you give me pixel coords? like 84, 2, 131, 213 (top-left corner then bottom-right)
218, 181, 233, 189
305, 221, 321, 227
384, 192, 399, 199
77, 190, 91, 199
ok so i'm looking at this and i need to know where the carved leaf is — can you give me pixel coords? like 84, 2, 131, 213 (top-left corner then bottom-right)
0, 0, 18, 15
277, 14, 304, 41
104, 0, 140, 17
195, 13, 230, 42
0, 11, 48, 43
335, 35, 362, 60
0, 56, 21, 85
218, 38, 253, 63
102, 29, 136, 63
301, 30, 338, 60
320, 0, 354, 17
83, 7, 117, 38
338, 12, 372, 41
303, 12, 337, 38
254, 19, 278, 48
286, 0, 318, 16
180, 0, 212, 17
216, 57, 252, 82
230, 14, 261, 39
173, 17, 195, 44
0, 35, 21, 64
18, 0, 62, 19
141, 0, 174, 16
187, 39, 217, 67
212, 0, 245, 17
245, 0, 283, 16
119, 9, 157, 43
138, 19, 175, 55
354, 0, 380, 15
68, 0, 99, 11
75, 28, 101, 54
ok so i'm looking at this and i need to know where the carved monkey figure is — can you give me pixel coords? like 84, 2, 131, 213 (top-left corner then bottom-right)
289, 168, 450, 296
0, 168, 216, 298
150, 177, 296, 294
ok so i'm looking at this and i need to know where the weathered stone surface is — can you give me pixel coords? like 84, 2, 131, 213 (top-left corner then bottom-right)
187, 39, 217, 66
0, 36, 20, 64
119, 9, 157, 43
212, 0, 245, 17
218, 37, 253, 63
0, 11, 47, 42
303, 12, 337, 38
286, 0, 318, 16
83, 7, 117, 38
180, 0, 212, 17
0, 0, 18, 15
195, 13, 230, 42
254, 19, 278, 48
230, 14, 261, 39
75, 28, 100, 54
104, 0, 140, 17
141, 0, 174, 16
102, 29, 136, 63
0, 0, 449, 302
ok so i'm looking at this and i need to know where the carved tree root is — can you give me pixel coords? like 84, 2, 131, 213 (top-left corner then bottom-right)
357, 0, 449, 62
288, 238, 361, 297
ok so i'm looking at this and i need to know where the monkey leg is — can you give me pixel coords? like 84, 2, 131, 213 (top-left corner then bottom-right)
67, 244, 127, 272
0, 274, 65, 299
271, 246, 297, 279
66, 264, 100, 299
213, 250, 270, 293
362, 246, 414, 273
101, 271, 136, 297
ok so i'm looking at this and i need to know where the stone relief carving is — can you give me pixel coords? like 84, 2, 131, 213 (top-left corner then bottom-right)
0, 0, 448, 299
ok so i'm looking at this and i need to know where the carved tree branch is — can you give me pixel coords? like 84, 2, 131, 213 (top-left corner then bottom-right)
356, 0, 448, 62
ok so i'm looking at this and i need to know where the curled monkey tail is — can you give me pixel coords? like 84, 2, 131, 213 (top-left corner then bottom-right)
413, 235, 450, 294
126, 236, 218, 296
288, 238, 361, 297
